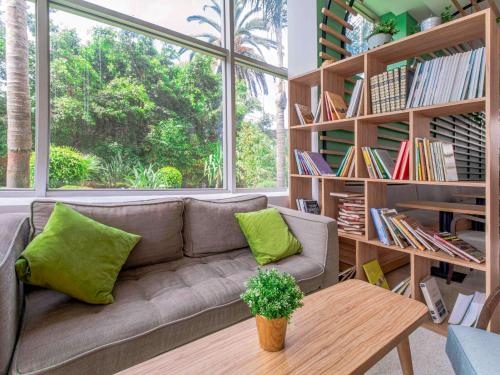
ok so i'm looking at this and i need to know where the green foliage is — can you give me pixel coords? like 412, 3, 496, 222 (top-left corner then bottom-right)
30, 146, 98, 188
236, 122, 276, 188
241, 268, 304, 320
441, 6, 453, 23
157, 166, 182, 188
97, 153, 132, 187
203, 142, 223, 188
125, 164, 164, 189
369, 19, 399, 37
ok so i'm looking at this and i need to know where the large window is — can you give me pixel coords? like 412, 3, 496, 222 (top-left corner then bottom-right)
49, 9, 223, 189
0, 0, 36, 189
1, 0, 287, 194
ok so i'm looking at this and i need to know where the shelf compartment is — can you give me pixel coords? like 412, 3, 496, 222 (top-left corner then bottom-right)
367, 10, 486, 65
365, 239, 487, 272
290, 118, 355, 132
323, 53, 364, 76
414, 97, 486, 118
289, 68, 321, 86
396, 201, 486, 216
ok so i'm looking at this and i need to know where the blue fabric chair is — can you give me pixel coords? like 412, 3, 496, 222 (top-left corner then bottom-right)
446, 286, 500, 375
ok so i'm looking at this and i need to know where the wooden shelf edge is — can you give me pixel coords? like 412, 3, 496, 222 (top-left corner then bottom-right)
422, 316, 449, 337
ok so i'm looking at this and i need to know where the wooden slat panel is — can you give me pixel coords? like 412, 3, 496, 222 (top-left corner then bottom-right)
451, 0, 467, 16
320, 51, 337, 61
321, 7, 353, 30
333, 0, 358, 16
320, 37, 352, 57
320, 135, 354, 144
320, 23, 352, 44
320, 149, 345, 156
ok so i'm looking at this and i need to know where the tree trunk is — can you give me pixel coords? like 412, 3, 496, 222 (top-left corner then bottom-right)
275, 26, 286, 188
5, 0, 32, 188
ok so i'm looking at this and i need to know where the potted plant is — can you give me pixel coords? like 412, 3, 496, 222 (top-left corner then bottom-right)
241, 268, 304, 352
367, 19, 399, 49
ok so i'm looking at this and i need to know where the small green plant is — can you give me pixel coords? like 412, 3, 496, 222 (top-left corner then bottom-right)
30, 146, 98, 188
241, 269, 304, 321
369, 19, 399, 38
203, 143, 223, 188
98, 153, 132, 187
441, 5, 453, 23
126, 164, 164, 189
157, 166, 182, 188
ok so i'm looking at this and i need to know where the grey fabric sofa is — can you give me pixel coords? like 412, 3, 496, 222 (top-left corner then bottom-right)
0, 195, 338, 375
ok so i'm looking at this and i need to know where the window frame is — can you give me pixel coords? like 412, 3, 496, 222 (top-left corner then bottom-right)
2, 0, 288, 197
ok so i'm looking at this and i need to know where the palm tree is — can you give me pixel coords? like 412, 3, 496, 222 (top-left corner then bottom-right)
5, 0, 31, 188
187, 0, 277, 96
251, 0, 287, 188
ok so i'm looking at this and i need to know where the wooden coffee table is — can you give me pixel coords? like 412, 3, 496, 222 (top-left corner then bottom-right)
120, 280, 428, 375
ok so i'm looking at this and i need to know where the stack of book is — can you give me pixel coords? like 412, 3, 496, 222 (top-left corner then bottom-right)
392, 141, 410, 180
324, 91, 348, 121
296, 198, 320, 215
370, 208, 485, 263
336, 146, 355, 177
392, 277, 411, 297
414, 138, 458, 181
370, 65, 413, 114
346, 80, 364, 118
361, 147, 395, 179
332, 192, 365, 236
294, 102, 321, 125
407, 47, 486, 108
294, 149, 334, 176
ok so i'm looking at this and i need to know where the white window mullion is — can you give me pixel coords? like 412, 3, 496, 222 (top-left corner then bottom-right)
34, 0, 50, 197
223, 0, 236, 192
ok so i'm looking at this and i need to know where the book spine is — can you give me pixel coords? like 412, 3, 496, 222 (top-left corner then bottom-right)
370, 208, 390, 245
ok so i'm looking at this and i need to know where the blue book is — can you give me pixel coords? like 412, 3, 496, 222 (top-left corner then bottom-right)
370, 208, 391, 245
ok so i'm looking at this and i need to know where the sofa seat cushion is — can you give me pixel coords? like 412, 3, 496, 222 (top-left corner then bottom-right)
11, 249, 324, 375
30, 199, 184, 269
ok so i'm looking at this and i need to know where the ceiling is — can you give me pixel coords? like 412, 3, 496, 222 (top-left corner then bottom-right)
363, 0, 500, 21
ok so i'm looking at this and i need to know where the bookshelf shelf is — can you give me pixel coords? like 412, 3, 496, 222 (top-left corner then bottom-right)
289, 8, 499, 333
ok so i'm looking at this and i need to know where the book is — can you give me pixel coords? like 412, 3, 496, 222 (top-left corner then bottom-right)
392, 277, 411, 296
313, 97, 322, 123
361, 147, 394, 179
307, 152, 335, 175
330, 192, 364, 198
336, 146, 355, 177
449, 293, 475, 325
460, 291, 486, 327
296, 199, 321, 215
325, 91, 348, 120
347, 80, 363, 118
363, 259, 389, 290
294, 150, 333, 176
433, 232, 485, 263
414, 139, 458, 182
419, 276, 448, 324
406, 47, 486, 108
370, 208, 392, 245
294, 104, 314, 125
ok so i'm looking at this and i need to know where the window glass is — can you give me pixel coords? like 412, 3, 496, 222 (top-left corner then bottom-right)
85, 0, 222, 47
0, 0, 36, 189
236, 65, 288, 188
346, 13, 373, 56
233, 0, 288, 68
49, 8, 223, 189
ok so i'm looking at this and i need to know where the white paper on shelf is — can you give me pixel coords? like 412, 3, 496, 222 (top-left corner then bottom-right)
460, 291, 486, 327
449, 293, 474, 325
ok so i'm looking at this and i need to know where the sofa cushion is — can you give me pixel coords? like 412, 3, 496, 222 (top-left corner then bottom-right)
11, 249, 324, 375
183, 195, 267, 257
30, 199, 184, 269
446, 325, 500, 375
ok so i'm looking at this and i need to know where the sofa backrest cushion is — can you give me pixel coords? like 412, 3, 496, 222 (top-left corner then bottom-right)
30, 199, 184, 269
183, 195, 268, 257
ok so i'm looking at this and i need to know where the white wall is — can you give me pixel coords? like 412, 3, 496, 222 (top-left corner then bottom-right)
288, 0, 318, 76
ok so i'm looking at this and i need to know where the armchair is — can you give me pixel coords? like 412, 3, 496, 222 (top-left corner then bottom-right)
446, 286, 500, 375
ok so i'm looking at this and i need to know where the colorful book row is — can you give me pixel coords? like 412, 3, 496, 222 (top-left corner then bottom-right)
294, 149, 333, 176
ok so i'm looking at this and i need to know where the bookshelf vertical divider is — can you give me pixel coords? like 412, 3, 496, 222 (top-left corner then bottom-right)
288, 9, 500, 333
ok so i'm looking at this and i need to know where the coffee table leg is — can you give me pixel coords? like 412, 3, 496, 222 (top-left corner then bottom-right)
397, 337, 414, 375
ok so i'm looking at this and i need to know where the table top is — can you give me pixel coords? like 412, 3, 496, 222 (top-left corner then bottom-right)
119, 280, 428, 375
397, 200, 486, 215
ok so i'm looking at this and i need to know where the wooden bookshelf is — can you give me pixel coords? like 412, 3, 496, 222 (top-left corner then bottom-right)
288, 9, 500, 333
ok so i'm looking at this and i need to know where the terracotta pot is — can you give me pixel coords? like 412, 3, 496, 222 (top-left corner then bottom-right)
255, 314, 288, 352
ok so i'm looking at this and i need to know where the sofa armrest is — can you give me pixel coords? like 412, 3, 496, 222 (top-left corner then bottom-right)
0, 214, 30, 374
271, 205, 339, 288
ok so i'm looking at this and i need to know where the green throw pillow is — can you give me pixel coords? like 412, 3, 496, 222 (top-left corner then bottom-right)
235, 208, 302, 265
15, 202, 141, 304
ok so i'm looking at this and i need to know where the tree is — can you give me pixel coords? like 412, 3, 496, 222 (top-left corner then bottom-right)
187, 0, 277, 96
5, 0, 31, 187
251, 0, 287, 188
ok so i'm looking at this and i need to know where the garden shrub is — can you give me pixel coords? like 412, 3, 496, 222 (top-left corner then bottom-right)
30, 146, 98, 188
157, 166, 182, 188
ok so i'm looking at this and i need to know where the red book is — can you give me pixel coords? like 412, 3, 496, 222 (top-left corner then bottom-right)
398, 142, 410, 180
392, 141, 407, 179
